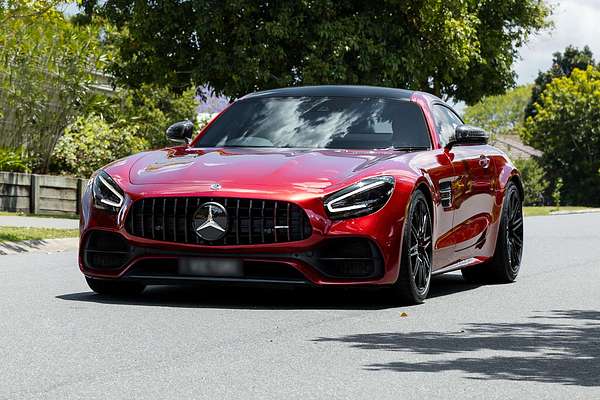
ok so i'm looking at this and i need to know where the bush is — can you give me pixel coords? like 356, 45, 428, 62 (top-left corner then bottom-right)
0, 147, 31, 173
513, 158, 548, 206
51, 115, 147, 178
85, 84, 199, 149
523, 66, 600, 206
49, 84, 198, 177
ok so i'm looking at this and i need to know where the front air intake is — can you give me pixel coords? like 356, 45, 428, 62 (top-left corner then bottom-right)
315, 238, 384, 279
83, 231, 130, 270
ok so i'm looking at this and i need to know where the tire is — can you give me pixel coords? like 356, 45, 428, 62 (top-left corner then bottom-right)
85, 277, 145, 296
391, 190, 433, 304
461, 182, 523, 283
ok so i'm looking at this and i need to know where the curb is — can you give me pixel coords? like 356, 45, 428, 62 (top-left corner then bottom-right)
0, 237, 79, 256
549, 209, 600, 216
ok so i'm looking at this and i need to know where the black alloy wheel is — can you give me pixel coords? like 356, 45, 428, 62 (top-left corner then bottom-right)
393, 190, 433, 304
505, 186, 524, 275
461, 182, 523, 283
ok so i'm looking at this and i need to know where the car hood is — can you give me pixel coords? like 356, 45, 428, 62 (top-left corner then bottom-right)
128, 147, 403, 193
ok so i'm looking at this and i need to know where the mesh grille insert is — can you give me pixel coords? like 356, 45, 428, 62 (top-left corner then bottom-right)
125, 197, 312, 246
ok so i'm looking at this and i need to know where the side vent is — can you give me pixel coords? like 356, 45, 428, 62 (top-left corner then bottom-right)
439, 181, 453, 208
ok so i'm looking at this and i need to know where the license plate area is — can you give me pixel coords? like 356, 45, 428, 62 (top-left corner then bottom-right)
178, 257, 243, 277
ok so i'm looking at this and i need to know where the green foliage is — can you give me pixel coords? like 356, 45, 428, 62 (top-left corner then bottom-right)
80, 0, 550, 104
0, 147, 30, 172
525, 45, 595, 120
0, 226, 79, 243
552, 178, 563, 209
51, 115, 147, 178
513, 158, 548, 206
523, 66, 600, 206
52, 83, 198, 177
0, 0, 106, 173
464, 85, 532, 138
83, 84, 198, 149
117, 85, 198, 149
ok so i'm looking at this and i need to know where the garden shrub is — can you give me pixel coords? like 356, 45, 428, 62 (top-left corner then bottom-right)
513, 158, 548, 206
52, 115, 147, 178
0, 147, 31, 173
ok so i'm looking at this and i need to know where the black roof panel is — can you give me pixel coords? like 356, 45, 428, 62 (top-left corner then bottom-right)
241, 85, 416, 100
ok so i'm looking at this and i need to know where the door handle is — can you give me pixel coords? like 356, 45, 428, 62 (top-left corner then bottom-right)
479, 155, 490, 169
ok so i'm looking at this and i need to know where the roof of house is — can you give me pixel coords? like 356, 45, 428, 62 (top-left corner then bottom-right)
492, 135, 543, 159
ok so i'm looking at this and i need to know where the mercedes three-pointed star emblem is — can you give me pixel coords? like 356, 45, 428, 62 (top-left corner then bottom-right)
192, 202, 228, 241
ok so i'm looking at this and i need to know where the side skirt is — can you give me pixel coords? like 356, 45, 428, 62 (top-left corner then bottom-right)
432, 257, 489, 276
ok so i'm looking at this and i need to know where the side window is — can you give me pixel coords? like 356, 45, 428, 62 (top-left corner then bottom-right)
432, 105, 463, 147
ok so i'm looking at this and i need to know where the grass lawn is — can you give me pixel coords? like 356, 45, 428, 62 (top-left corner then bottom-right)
0, 227, 79, 243
523, 206, 598, 217
0, 211, 79, 219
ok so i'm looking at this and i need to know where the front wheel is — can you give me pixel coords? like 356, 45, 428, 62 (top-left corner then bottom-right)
86, 277, 146, 296
391, 190, 433, 304
461, 181, 523, 283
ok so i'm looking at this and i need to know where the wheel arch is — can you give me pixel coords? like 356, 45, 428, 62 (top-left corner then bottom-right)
508, 173, 524, 201
395, 177, 435, 275
410, 177, 435, 230
415, 181, 434, 216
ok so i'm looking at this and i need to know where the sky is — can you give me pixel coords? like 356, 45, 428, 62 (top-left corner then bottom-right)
514, 0, 600, 85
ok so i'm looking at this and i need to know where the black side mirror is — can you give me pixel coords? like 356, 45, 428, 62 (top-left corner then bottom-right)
447, 124, 489, 148
166, 120, 194, 144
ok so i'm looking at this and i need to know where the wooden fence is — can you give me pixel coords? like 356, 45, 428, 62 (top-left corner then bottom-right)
0, 172, 87, 215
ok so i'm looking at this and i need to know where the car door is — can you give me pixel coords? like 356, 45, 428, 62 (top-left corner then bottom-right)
431, 104, 497, 262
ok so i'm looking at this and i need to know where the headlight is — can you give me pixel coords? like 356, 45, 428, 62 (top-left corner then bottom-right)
324, 176, 395, 220
92, 171, 124, 211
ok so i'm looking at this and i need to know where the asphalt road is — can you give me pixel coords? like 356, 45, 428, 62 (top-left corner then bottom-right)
1, 214, 599, 399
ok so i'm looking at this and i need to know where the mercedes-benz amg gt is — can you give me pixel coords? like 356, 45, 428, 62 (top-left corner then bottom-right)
79, 85, 524, 304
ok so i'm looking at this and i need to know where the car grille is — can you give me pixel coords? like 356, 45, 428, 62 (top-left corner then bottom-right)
125, 197, 312, 246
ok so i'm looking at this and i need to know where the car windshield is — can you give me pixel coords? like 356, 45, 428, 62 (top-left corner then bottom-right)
193, 96, 431, 150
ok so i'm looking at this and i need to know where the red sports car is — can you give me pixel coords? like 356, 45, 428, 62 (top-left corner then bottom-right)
80, 86, 524, 304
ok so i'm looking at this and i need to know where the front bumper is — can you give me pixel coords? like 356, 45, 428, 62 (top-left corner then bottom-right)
79, 185, 411, 287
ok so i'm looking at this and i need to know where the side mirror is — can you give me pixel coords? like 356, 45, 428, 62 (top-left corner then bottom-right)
447, 124, 489, 148
166, 120, 194, 144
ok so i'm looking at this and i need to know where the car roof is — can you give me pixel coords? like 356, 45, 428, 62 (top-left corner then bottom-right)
241, 85, 432, 101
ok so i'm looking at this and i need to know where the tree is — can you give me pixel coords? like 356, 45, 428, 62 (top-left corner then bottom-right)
79, 0, 550, 103
463, 85, 532, 138
525, 45, 595, 119
0, 0, 105, 173
523, 66, 600, 206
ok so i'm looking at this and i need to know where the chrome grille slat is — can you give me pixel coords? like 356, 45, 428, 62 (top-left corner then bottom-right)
140, 199, 146, 237
125, 197, 311, 246
273, 201, 278, 242
235, 199, 240, 244
151, 199, 156, 240
161, 198, 166, 241
248, 199, 253, 245
286, 203, 291, 241
184, 198, 189, 243
173, 198, 177, 242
